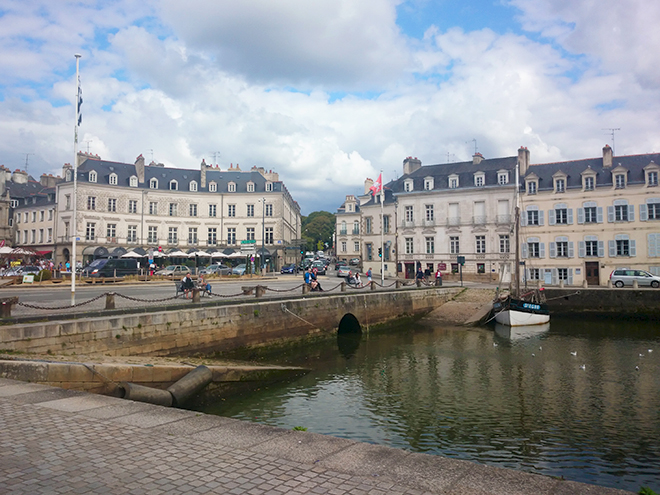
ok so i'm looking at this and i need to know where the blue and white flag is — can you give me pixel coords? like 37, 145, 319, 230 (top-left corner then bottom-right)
77, 75, 83, 126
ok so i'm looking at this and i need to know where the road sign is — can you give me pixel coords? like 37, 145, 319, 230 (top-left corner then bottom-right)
241, 240, 257, 244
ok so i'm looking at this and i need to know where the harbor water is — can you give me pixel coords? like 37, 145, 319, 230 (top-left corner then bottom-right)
197, 316, 660, 492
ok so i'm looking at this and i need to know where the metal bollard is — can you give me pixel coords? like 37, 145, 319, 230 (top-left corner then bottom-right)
105, 293, 115, 310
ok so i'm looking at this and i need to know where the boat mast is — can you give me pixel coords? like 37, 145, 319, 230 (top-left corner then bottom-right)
514, 159, 521, 297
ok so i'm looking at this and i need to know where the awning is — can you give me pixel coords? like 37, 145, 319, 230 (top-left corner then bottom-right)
109, 247, 127, 258
82, 246, 109, 258
35, 250, 52, 256
256, 247, 271, 256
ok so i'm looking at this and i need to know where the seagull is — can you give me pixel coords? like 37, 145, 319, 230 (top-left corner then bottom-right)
636, 366, 640, 371
532, 353, 536, 357
579, 364, 586, 370
539, 346, 543, 350
493, 343, 498, 347
648, 349, 653, 353
570, 351, 577, 356
639, 354, 645, 357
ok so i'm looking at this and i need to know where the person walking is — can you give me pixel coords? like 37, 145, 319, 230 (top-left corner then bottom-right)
366, 267, 372, 284
435, 267, 442, 286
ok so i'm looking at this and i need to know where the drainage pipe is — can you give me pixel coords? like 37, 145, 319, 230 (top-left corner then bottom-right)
119, 382, 173, 407
166, 365, 213, 407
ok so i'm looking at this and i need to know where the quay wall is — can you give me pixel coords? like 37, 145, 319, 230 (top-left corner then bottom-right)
0, 288, 460, 357
543, 288, 660, 317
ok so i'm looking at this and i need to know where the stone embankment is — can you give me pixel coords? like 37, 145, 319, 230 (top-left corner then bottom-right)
421, 288, 496, 325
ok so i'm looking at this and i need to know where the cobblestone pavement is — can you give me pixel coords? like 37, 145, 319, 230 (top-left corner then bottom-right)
0, 379, 632, 495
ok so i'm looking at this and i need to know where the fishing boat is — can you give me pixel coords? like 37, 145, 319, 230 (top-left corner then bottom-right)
493, 159, 550, 327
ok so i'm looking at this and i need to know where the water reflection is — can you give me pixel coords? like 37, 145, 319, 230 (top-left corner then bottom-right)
197, 317, 660, 492
337, 333, 361, 359
494, 322, 550, 340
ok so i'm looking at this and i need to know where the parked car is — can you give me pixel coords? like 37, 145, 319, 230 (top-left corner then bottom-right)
337, 266, 352, 278
200, 263, 231, 276
82, 258, 139, 278
280, 263, 296, 274
155, 265, 191, 276
232, 263, 247, 276
349, 258, 360, 266
311, 261, 326, 275
3, 265, 41, 277
335, 260, 348, 270
610, 268, 660, 288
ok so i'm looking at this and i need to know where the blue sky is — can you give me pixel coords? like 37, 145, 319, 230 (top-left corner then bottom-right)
0, 0, 659, 214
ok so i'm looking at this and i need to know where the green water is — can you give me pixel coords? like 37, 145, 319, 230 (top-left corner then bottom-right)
196, 316, 660, 492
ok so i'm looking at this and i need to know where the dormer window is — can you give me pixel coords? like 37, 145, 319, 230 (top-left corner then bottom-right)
526, 180, 537, 195
555, 178, 565, 193
584, 176, 594, 191
615, 174, 625, 189
404, 179, 414, 192
129, 175, 138, 188
347, 203, 353, 212
109, 173, 118, 185
189, 180, 198, 192
89, 170, 97, 183
266, 182, 273, 192
497, 171, 509, 185
209, 181, 217, 192
149, 178, 158, 189
228, 182, 236, 192
169, 180, 178, 191
424, 177, 434, 191
247, 182, 255, 192
474, 172, 485, 187
448, 174, 459, 189
65, 169, 72, 181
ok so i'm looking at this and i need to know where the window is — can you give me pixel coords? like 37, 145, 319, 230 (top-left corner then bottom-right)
209, 204, 217, 217
87, 196, 96, 210
609, 235, 635, 257
555, 240, 569, 257
266, 182, 273, 192
89, 171, 97, 183
228, 182, 236, 192
168, 227, 178, 244
648, 171, 658, 187
527, 181, 537, 194
584, 176, 594, 191
528, 241, 540, 258
424, 178, 433, 190
584, 206, 597, 223
426, 237, 434, 254
64, 222, 69, 239
585, 240, 598, 257
106, 223, 116, 239
527, 210, 539, 225
383, 215, 390, 233
149, 202, 158, 215
24, 212, 28, 222
557, 268, 568, 281
340, 221, 347, 235
404, 180, 413, 192
354, 241, 360, 252
615, 204, 629, 221
108, 198, 117, 212
353, 221, 359, 235
169, 203, 177, 216
617, 239, 630, 256
366, 243, 373, 261
85, 222, 96, 241
226, 228, 235, 244
405, 206, 414, 223
476, 235, 486, 254
22, 230, 27, 243
425, 205, 434, 222
65, 169, 71, 181
247, 182, 255, 192
499, 235, 510, 253
555, 178, 565, 193
109, 173, 117, 185
169, 180, 178, 191
449, 175, 459, 189
265, 227, 273, 244
265, 204, 273, 217
341, 241, 347, 252
130, 176, 138, 187
209, 182, 217, 192
209, 228, 218, 245
47, 227, 52, 242
648, 202, 660, 220
39, 210, 44, 222
474, 173, 485, 187
65, 194, 71, 210
365, 218, 372, 234
247, 204, 255, 217
48, 209, 53, 220
227, 204, 235, 217
150, 178, 158, 189
127, 225, 137, 243
30, 229, 36, 243
498, 171, 509, 185
148, 226, 158, 244
615, 174, 626, 189
555, 207, 568, 224
31, 211, 36, 222
189, 204, 197, 217
246, 227, 255, 241
188, 228, 198, 245
129, 200, 138, 214
450, 236, 460, 254
189, 181, 197, 192
405, 237, 413, 255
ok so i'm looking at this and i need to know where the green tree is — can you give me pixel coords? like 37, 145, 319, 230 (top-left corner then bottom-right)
301, 211, 335, 253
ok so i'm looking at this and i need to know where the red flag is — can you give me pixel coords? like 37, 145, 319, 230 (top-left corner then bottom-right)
369, 173, 382, 196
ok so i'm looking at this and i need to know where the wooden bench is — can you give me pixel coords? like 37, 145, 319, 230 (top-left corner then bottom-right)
176, 281, 210, 298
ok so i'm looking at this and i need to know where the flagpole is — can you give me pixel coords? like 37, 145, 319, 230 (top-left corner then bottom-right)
380, 170, 384, 285
71, 53, 81, 306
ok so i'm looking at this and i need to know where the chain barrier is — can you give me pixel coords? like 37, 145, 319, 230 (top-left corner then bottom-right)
264, 283, 305, 293
16, 292, 107, 310
114, 293, 180, 303
207, 291, 250, 298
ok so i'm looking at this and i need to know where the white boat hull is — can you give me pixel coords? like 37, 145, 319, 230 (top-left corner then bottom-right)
495, 309, 550, 327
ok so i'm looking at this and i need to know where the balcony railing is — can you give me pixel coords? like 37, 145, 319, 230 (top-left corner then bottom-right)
352, 228, 360, 235
402, 220, 415, 228
472, 216, 487, 225
424, 219, 435, 227
339, 229, 347, 235
496, 214, 511, 225
447, 217, 460, 227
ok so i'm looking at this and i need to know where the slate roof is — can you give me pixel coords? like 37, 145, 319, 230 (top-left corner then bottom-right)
12, 187, 56, 210
359, 188, 396, 207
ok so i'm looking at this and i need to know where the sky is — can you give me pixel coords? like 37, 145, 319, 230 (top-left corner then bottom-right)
1, 0, 659, 214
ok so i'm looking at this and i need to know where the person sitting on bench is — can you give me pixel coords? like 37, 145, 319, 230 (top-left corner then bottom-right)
181, 273, 195, 298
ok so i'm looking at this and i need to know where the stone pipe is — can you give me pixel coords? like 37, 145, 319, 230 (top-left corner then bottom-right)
166, 365, 213, 407
119, 382, 173, 407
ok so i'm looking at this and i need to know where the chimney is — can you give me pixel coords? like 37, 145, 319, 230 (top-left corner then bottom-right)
364, 178, 374, 195
135, 154, 145, 183
40, 174, 60, 188
518, 146, 530, 175
200, 159, 207, 189
403, 156, 422, 175
602, 144, 613, 168
472, 152, 484, 165
11, 169, 28, 185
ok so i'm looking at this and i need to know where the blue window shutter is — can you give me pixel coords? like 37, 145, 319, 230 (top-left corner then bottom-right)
607, 206, 614, 223
548, 209, 556, 225
598, 241, 605, 257
568, 269, 573, 285
649, 234, 658, 257
539, 211, 545, 226
577, 208, 585, 224
568, 242, 574, 258
628, 204, 635, 222
520, 212, 527, 227
630, 240, 636, 256
578, 241, 585, 258
597, 207, 604, 223
551, 269, 558, 285
609, 240, 616, 257
568, 209, 574, 225
549, 242, 556, 258
640, 204, 648, 221
521, 243, 528, 258
540, 243, 546, 258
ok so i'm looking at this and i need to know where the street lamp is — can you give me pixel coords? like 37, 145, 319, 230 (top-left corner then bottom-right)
260, 197, 265, 272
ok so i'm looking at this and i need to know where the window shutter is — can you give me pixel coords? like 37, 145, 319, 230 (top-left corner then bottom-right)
540, 243, 546, 258
568, 242, 574, 258
568, 269, 574, 285
548, 209, 556, 225
640, 204, 648, 221
630, 240, 636, 257
609, 240, 616, 257
649, 234, 659, 258
577, 208, 585, 224
539, 210, 545, 226
549, 242, 556, 258
598, 241, 605, 258
520, 213, 527, 227
607, 206, 614, 222
628, 204, 635, 221
521, 243, 528, 259
597, 207, 604, 223
567, 209, 574, 225
578, 241, 585, 258
551, 269, 558, 285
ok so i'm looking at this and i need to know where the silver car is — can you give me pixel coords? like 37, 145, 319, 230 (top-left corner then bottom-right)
610, 268, 660, 288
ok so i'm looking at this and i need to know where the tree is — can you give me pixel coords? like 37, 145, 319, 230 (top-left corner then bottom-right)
301, 211, 335, 253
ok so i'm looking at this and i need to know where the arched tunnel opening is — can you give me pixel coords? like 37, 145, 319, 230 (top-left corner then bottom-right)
337, 313, 362, 359
338, 313, 362, 335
